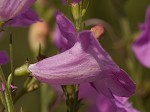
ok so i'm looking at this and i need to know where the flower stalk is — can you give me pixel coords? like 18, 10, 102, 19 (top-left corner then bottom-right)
63, 1, 85, 112
0, 82, 8, 112
62, 85, 80, 112
0, 67, 15, 112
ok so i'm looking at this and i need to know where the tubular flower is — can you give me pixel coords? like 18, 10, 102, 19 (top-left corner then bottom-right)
29, 12, 135, 98
132, 5, 150, 67
0, 51, 9, 65
0, 0, 38, 27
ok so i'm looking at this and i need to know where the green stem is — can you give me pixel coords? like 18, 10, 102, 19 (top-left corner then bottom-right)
119, 16, 145, 112
62, 85, 80, 112
0, 84, 8, 112
14, 77, 31, 104
73, 85, 79, 112
10, 35, 14, 77
79, 1, 83, 30
40, 84, 51, 112
8, 35, 14, 87
0, 67, 15, 112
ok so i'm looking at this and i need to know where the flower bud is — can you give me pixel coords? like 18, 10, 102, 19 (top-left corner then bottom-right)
91, 25, 105, 39
29, 21, 49, 54
0, 21, 5, 28
71, 3, 80, 21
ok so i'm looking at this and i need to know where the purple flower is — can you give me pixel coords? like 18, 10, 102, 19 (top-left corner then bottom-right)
0, 51, 9, 65
62, 0, 82, 4
29, 12, 135, 98
132, 5, 150, 67
53, 12, 77, 52
79, 84, 139, 112
5, 9, 39, 27
95, 96, 139, 112
0, 0, 38, 27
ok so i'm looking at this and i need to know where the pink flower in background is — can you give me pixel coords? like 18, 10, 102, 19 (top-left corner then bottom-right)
0, 0, 38, 27
6, 9, 39, 27
132, 5, 150, 68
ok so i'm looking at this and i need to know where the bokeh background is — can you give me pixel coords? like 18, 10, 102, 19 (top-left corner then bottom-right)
1, 0, 150, 112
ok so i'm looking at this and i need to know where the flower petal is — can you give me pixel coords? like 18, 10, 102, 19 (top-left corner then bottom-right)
29, 31, 119, 85
96, 96, 117, 112
132, 5, 150, 68
92, 69, 136, 97
0, 51, 9, 65
0, 0, 36, 21
53, 25, 72, 52
56, 12, 77, 48
5, 9, 39, 27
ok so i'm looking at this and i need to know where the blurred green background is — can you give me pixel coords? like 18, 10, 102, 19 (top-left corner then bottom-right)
1, 0, 150, 112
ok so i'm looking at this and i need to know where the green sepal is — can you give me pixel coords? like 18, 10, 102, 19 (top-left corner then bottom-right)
14, 61, 30, 76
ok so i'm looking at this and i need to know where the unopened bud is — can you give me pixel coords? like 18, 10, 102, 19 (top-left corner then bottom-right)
82, 9, 86, 17
29, 21, 49, 54
71, 3, 80, 21
91, 25, 105, 39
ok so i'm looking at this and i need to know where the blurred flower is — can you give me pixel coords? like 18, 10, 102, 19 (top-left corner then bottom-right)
29, 12, 135, 98
38, 0, 48, 7
0, 0, 38, 27
0, 51, 9, 65
0, 82, 17, 92
29, 21, 49, 53
91, 25, 105, 39
132, 5, 150, 67
6, 9, 39, 27
62, 0, 81, 4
